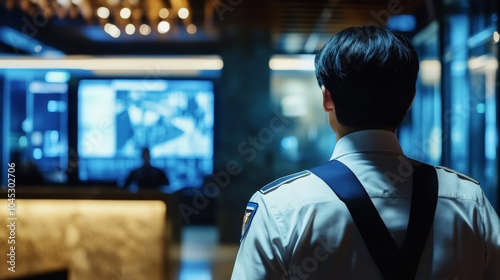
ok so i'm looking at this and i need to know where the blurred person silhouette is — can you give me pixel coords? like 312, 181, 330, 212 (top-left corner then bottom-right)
232, 26, 500, 279
124, 148, 169, 191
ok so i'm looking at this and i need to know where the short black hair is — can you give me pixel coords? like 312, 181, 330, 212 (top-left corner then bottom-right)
315, 26, 419, 129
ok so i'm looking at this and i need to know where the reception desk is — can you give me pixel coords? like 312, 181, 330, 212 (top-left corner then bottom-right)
0, 187, 169, 280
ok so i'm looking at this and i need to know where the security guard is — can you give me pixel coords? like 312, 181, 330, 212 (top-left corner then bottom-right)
231, 26, 500, 280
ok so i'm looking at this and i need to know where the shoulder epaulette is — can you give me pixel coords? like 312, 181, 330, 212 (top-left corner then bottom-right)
260, 170, 310, 194
436, 166, 480, 185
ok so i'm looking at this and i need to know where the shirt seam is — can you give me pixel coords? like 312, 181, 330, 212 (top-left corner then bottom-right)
332, 150, 405, 160
260, 193, 288, 254
270, 194, 483, 216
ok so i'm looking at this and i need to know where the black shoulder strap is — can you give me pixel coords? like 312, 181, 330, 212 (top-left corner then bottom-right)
309, 160, 438, 280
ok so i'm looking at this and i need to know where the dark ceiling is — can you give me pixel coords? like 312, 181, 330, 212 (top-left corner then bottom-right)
0, 0, 425, 56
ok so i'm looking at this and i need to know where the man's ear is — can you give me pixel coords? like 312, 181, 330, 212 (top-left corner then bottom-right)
407, 89, 416, 112
322, 85, 334, 112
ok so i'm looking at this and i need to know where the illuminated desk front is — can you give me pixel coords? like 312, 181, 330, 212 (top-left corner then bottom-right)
0, 189, 168, 280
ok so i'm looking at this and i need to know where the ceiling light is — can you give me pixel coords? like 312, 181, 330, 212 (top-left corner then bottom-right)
120, 8, 131, 19
107, 24, 120, 38
158, 21, 170, 34
269, 55, 315, 71
159, 8, 169, 19
96, 7, 110, 19
125, 24, 135, 35
139, 24, 151, 36
186, 23, 197, 34
110, 30, 120, 38
7, 2, 201, 39
494, 31, 499, 43
178, 8, 189, 19
57, 0, 70, 6
104, 23, 113, 33
0, 56, 224, 72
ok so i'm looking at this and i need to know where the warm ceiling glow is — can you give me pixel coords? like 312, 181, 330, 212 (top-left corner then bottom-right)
8, 2, 202, 39
132, 9, 142, 20
159, 8, 169, 19
158, 21, 170, 34
125, 24, 135, 35
178, 8, 189, 19
494, 31, 500, 43
186, 23, 197, 34
139, 24, 151, 36
96, 7, 110, 19
120, 7, 131, 19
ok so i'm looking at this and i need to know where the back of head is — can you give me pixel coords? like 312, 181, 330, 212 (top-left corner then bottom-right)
315, 26, 419, 129
141, 148, 151, 165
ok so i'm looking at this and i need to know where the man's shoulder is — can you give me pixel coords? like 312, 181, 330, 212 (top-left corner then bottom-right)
151, 166, 166, 173
130, 167, 142, 175
259, 170, 312, 195
434, 165, 484, 203
252, 169, 340, 218
435, 165, 480, 185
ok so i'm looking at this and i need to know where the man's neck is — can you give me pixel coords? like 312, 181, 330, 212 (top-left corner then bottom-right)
335, 126, 396, 141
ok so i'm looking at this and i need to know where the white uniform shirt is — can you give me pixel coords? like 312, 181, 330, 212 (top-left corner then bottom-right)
231, 130, 500, 280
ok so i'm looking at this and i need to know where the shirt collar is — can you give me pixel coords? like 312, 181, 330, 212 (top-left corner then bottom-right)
330, 129, 404, 160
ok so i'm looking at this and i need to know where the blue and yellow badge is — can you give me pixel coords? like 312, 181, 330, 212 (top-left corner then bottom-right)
240, 202, 258, 242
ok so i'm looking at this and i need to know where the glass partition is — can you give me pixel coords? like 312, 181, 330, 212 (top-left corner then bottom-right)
406, 0, 498, 208
269, 56, 335, 177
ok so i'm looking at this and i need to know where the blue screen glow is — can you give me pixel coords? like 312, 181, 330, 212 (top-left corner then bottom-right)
77, 79, 214, 191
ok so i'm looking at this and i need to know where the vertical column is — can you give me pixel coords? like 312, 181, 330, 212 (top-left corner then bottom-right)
1, 75, 8, 187
436, 0, 451, 168
495, 1, 500, 210
215, 26, 274, 243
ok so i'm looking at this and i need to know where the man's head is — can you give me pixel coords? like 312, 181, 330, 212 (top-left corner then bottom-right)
141, 148, 151, 165
315, 26, 419, 132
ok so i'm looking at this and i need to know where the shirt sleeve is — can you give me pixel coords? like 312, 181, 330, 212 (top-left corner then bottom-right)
480, 191, 500, 279
231, 192, 288, 280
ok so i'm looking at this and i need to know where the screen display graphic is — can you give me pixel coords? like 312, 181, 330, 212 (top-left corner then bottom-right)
78, 79, 214, 191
